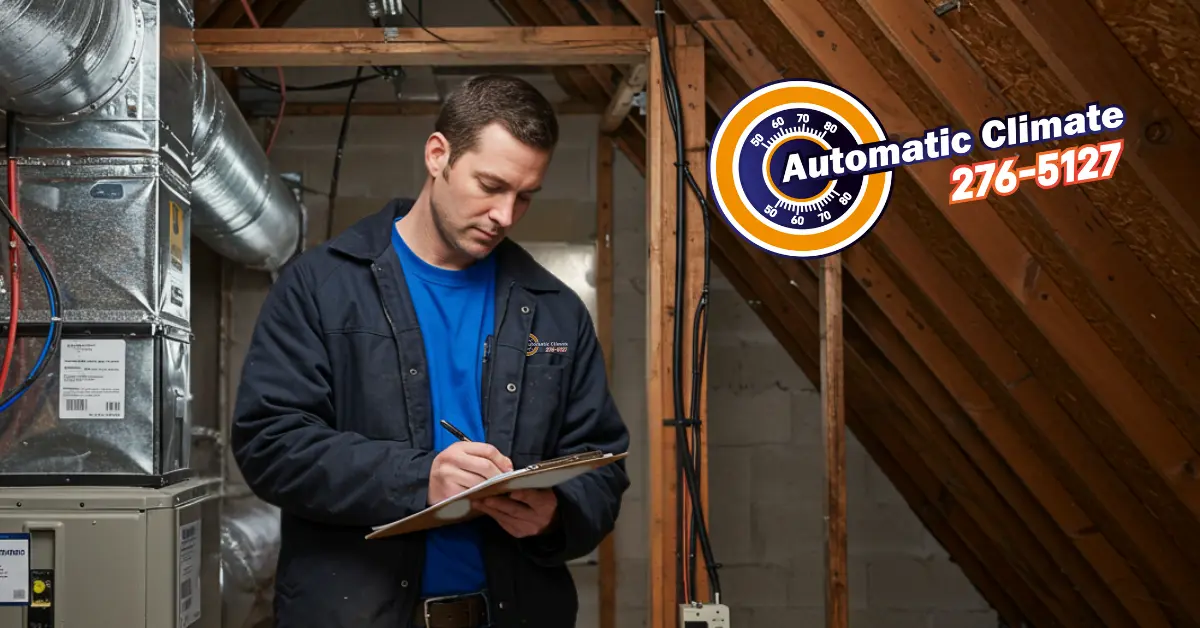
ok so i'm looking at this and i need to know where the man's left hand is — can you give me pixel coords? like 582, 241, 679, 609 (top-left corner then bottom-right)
474, 489, 559, 538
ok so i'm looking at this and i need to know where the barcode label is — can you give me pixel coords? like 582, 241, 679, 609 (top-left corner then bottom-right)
59, 339, 126, 419
11, 589, 25, 601
178, 520, 201, 627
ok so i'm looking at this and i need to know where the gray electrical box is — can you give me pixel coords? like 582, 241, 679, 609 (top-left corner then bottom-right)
0, 477, 220, 628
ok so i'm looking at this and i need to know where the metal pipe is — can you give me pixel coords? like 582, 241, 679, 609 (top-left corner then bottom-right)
191, 50, 301, 273
221, 495, 282, 628
0, 0, 302, 273
0, 0, 144, 120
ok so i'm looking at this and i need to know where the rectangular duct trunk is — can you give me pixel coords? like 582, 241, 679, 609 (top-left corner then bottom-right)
0, 0, 195, 487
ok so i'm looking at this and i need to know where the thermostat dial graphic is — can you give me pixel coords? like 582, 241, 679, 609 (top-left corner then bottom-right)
743, 107, 865, 229
711, 80, 893, 258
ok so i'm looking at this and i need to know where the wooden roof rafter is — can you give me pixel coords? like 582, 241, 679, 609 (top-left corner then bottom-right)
198, 0, 311, 28
675, 0, 1200, 626
558, 0, 1200, 626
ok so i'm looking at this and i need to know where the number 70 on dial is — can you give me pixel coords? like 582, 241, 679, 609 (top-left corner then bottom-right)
949, 139, 1124, 205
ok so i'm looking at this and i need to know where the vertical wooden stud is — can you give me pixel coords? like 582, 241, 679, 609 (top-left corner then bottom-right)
647, 24, 707, 628
820, 254, 848, 628
596, 132, 617, 628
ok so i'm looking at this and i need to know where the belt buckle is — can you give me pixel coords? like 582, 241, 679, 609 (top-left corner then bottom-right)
422, 591, 490, 628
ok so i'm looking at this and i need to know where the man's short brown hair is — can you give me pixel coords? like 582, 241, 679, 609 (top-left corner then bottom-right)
435, 74, 559, 166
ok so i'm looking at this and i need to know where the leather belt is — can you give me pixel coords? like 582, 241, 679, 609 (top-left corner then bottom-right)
413, 592, 490, 628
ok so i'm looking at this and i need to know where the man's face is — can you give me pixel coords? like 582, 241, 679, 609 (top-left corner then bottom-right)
424, 122, 551, 261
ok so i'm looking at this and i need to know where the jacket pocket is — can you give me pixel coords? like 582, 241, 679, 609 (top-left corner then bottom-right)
326, 330, 411, 442
514, 363, 567, 456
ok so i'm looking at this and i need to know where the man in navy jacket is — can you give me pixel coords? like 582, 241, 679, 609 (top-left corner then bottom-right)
230, 75, 630, 628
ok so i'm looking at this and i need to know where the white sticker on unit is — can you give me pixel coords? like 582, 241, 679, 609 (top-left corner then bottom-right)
58, 338, 126, 419
0, 533, 30, 606
178, 520, 201, 627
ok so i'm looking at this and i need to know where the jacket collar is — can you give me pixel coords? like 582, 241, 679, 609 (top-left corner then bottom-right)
327, 197, 561, 292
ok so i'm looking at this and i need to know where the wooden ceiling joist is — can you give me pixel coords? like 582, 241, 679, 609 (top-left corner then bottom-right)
600, 63, 648, 133
241, 100, 602, 118
194, 26, 653, 66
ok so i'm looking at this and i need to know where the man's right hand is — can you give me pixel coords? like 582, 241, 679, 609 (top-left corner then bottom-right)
428, 441, 514, 505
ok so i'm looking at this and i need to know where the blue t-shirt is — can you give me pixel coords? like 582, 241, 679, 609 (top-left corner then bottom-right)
391, 220, 496, 597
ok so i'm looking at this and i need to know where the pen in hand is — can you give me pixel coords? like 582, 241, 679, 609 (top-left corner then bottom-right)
440, 420, 472, 442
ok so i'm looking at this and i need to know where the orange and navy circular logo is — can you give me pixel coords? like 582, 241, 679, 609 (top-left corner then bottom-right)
709, 79, 893, 258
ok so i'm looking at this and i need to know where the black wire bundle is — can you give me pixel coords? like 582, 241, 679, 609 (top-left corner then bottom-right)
236, 68, 383, 93
653, 0, 721, 605
324, 66, 366, 241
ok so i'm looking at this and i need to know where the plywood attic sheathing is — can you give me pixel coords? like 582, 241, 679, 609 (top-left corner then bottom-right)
195, 0, 1200, 626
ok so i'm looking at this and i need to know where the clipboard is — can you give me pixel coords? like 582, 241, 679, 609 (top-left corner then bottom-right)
365, 450, 627, 540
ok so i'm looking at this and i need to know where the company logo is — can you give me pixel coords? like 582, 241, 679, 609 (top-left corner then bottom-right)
709, 79, 894, 258
526, 333, 568, 356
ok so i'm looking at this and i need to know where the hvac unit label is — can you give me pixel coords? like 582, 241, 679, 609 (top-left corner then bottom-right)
0, 532, 30, 606
168, 200, 186, 308
178, 520, 202, 628
58, 339, 126, 419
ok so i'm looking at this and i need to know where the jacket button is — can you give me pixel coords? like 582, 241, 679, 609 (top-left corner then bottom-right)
520, 306, 530, 314
409, 368, 418, 376
400, 580, 408, 588
506, 382, 517, 393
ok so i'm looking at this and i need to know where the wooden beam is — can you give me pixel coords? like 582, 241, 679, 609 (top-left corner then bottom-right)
646, 24, 707, 628
194, 26, 653, 66
696, 12, 1152, 624
707, 222, 1045, 626
757, 0, 1200, 545
241, 100, 602, 117
601, 63, 648, 132
986, 0, 1200, 247
843, 228, 1180, 627
596, 133, 617, 628
820, 255, 847, 628
195, 0, 227, 26
852, 0, 1200, 462
262, 0, 311, 27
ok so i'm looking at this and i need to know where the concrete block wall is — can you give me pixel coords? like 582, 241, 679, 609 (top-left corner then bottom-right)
224, 108, 998, 627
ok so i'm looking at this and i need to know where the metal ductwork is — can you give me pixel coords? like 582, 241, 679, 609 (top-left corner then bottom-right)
0, 1, 287, 624
0, 0, 144, 121
0, 0, 302, 274
192, 51, 301, 273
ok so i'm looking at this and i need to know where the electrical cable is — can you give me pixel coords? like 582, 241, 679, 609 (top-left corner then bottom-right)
0, 193, 61, 413
0, 154, 61, 414
1, 113, 20, 391
324, 66, 365, 240
653, 0, 721, 605
237, 68, 384, 93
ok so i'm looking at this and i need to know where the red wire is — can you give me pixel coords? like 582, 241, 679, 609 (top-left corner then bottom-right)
237, 0, 286, 155
1, 160, 21, 391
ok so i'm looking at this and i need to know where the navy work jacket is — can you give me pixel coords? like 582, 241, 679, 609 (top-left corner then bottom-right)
230, 198, 631, 627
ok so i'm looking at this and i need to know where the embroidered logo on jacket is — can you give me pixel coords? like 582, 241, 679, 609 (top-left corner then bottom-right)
526, 333, 569, 356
